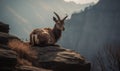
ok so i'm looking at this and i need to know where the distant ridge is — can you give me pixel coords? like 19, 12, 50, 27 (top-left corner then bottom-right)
60, 0, 120, 58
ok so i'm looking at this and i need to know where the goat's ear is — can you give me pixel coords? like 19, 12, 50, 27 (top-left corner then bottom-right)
53, 17, 57, 22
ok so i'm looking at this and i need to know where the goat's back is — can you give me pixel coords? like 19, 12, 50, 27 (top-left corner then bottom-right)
30, 28, 55, 45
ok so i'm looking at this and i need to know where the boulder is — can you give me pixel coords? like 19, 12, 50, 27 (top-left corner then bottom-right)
0, 32, 19, 45
0, 23, 91, 71
0, 43, 91, 71
0, 48, 17, 71
0, 22, 9, 33
0, 45, 51, 71
34, 46, 91, 71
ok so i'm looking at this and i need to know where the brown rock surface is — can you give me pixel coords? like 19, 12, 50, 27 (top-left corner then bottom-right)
0, 32, 19, 45
0, 22, 9, 33
0, 23, 91, 71
34, 46, 91, 71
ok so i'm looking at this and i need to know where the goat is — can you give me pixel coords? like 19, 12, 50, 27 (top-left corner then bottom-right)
30, 12, 68, 46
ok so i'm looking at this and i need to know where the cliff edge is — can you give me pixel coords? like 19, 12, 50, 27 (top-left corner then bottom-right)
0, 22, 91, 71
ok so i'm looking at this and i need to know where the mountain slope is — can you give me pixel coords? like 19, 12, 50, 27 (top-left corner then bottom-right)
60, 0, 120, 59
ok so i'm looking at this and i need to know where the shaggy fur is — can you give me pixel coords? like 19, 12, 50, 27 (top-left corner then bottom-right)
30, 28, 56, 46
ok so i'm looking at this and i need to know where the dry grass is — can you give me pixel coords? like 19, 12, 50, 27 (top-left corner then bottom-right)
8, 39, 37, 66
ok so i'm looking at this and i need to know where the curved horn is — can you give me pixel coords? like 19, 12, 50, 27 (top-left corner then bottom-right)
54, 12, 60, 20
62, 15, 68, 21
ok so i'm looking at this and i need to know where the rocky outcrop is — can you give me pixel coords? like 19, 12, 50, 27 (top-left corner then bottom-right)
34, 46, 91, 71
0, 48, 17, 71
0, 22, 17, 71
0, 22, 9, 33
0, 22, 91, 71
0, 44, 90, 71
0, 32, 19, 45
0, 21, 18, 45
0, 22, 50, 71
0, 40, 91, 71
0, 49, 51, 71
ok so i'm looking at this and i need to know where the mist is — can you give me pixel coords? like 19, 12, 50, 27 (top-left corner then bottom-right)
59, 0, 120, 60
0, 0, 97, 40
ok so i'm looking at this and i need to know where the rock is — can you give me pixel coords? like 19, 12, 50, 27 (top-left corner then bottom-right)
0, 32, 19, 45
0, 46, 51, 71
0, 23, 91, 71
16, 65, 52, 71
34, 46, 91, 71
0, 48, 17, 71
0, 43, 91, 71
0, 22, 9, 33
0, 22, 19, 45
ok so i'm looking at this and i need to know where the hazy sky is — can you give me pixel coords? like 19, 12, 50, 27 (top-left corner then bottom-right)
0, 0, 99, 40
